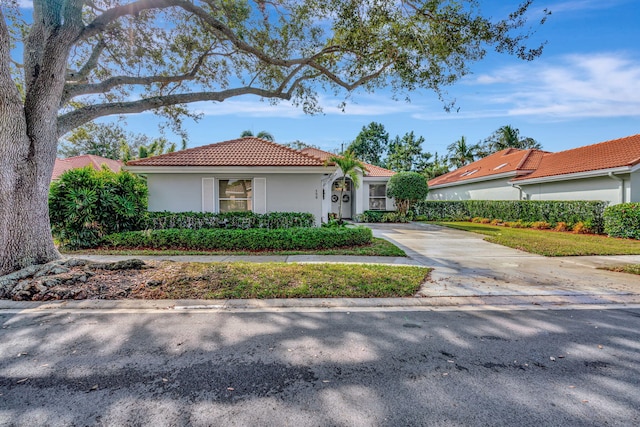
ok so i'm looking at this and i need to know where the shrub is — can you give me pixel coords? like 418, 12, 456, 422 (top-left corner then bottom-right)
554, 222, 569, 232
412, 200, 608, 233
49, 167, 147, 248
531, 221, 551, 230
103, 226, 373, 251
386, 172, 428, 214
604, 203, 640, 239
355, 210, 410, 223
144, 211, 314, 230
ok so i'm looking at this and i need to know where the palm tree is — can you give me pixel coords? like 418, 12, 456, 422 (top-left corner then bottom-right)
447, 136, 478, 169
240, 129, 274, 142
325, 150, 366, 222
484, 125, 542, 153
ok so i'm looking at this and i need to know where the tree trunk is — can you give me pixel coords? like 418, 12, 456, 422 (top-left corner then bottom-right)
0, 106, 61, 276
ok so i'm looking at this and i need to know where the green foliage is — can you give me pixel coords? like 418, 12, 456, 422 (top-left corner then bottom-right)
422, 152, 450, 180
240, 130, 274, 141
476, 125, 542, 157
347, 122, 389, 167
447, 136, 479, 169
386, 172, 429, 214
384, 132, 431, 173
355, 210, 410, 223
604, 203, 640, 239
49, 167, 148, 248
326, 150, 366, 221
103, 227, 373, 251
145, 211, 315, 230
413, 200, 608, 233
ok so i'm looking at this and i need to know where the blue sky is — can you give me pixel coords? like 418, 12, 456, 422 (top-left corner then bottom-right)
24, 0, 640, 156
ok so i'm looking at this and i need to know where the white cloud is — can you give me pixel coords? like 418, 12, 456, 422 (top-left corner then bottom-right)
416, 52, 640, 121
544, 0, 629, 14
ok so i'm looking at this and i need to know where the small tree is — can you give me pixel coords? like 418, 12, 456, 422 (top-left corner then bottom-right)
325, 150, 366, 222
386, 172, 429, 215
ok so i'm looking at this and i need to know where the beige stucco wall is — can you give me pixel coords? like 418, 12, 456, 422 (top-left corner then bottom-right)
427, 177, 521, 201
519, 174, 630, 205
146, 173, 324, 226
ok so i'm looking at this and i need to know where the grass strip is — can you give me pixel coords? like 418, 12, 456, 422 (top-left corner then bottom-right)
602, 264, 640, 275
436, 222, 640, 256
135, 262, 429, 299
63, 237, 406, 257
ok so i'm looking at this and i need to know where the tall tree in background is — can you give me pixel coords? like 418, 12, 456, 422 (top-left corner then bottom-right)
447, 135, 479, 168
60, 122, 185, 161
385, 132, 432, 173
240, 130, 275, 142
347, 122, 390, 167
325, 151, 366, 222
423, 152, 450, 180
478, 125, 542, 156
0, 0, 548, 274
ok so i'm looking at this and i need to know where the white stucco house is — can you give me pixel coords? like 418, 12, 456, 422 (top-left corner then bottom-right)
125, 137, 396, 225
428, 134, 640, 205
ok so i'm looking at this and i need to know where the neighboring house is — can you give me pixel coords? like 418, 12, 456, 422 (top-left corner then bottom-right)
125, 137, 396, 225
428, 134, 640, 205
52, 154, 123, 181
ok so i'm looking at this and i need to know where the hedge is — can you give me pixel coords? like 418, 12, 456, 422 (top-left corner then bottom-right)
102, 226, 372, 251
355, 210, 410, 223
604, 203, 640, 239
144, 211, 315, 230
412, 200, 608, 233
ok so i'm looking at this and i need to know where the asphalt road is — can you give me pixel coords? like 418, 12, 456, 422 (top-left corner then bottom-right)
1, 307, 639, 426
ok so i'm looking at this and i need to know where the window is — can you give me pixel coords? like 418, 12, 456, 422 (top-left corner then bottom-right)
218, 179, 252, 212
369, 184, 387, 210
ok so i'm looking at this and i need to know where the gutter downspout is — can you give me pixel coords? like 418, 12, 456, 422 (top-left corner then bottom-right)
608, 172, 625, 203
511, 183, 526, 200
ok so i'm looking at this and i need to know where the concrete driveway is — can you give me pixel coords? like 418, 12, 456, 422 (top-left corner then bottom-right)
369, 223, 640, 304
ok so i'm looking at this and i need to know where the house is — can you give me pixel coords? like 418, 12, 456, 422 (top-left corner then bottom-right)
52, 154, 123, 181
428, 134, 640, 205
125, 137, 396, 225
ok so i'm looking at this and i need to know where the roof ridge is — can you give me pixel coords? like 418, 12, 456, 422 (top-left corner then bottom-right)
552, 133, 640, 155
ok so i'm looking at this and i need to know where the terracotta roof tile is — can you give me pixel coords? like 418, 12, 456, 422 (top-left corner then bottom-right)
513, 134, 640, 181
299, 147, 396, 177
52, 155, 122, 180
428, 148, 547, 187
126, 137, 325, 167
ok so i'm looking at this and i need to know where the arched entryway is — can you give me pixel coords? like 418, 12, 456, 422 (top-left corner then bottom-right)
331, 177, 353, 219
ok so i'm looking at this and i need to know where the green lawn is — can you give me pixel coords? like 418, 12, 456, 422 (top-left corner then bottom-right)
437, 222, 640, 256
63, 237, 406, 257
135, 262, 429, 299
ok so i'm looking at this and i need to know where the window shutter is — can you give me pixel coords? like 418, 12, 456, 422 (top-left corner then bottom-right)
202, 178, 214, 212
254, 177, 267, 214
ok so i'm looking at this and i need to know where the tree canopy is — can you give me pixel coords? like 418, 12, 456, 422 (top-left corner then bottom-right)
0, 0, 548, 275
347, 122, 390, 167
477, 125, 542, 156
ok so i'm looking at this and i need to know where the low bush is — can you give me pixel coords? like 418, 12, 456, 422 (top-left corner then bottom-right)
413, 200, 608, 233
103, 226, 373, 251
145, 211, 314, 230
604, 203, 640, 239
355, 210, 410, 223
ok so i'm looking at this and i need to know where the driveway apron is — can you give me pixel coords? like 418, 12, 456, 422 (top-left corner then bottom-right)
368, 222, 640, 300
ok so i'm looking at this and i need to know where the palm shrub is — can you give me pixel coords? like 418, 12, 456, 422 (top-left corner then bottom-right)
386, 172, 429, 214
49, 167, 148, 248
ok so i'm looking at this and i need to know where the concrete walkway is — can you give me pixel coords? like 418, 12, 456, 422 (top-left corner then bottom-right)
370, 222, 640, 304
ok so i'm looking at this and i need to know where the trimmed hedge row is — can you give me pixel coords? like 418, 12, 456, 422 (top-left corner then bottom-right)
102, 226, 372, 251
355, 210, 410, 223
412, 200, 609, 233
144, 211, 315, 230
604, 203, 640, 239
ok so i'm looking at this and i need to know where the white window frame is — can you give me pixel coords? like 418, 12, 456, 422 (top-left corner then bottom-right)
368, 183, 387, 211
217, 178, 254, 213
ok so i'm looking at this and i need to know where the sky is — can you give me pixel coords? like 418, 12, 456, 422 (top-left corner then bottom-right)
20, 0, 640, 156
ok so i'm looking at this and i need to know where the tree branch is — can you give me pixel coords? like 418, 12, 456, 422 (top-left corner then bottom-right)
62, 50, 209, 103
67, 39, 106, 83
57, 86, 294, 137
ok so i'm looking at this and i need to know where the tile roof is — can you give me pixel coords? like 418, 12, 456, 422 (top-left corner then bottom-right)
52, 155, 122, 180
428, 148, 547, 187
513, 134, 640, 181
126, 137, 326, 167
300, 147, 396, 177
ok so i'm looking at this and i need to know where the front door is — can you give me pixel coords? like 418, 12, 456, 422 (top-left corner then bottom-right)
331, 178, 352, 219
